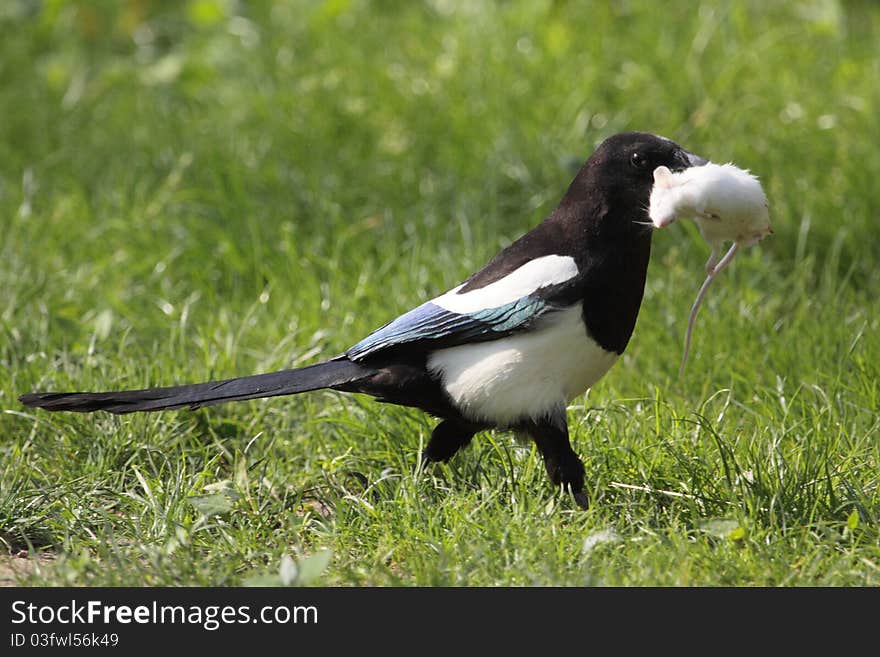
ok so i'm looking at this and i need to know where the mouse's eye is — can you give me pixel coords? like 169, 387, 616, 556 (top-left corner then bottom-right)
631, 152, 650, 170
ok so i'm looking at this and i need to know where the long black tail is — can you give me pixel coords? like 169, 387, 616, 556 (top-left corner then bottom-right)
19, 358, 375, 415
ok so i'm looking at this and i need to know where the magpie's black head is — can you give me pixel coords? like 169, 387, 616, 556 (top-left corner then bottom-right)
558, 131, 707, 238
587, 131, 706, 186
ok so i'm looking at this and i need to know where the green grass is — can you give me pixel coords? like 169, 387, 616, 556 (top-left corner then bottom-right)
1, 0, 878, 586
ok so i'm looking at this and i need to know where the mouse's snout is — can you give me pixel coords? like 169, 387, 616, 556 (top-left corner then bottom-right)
652, 212, 677, 229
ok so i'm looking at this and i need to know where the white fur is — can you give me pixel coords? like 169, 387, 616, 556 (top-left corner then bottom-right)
427, 304, 618, 425
650, 161, 773, 375
433, 255, 579, 314
650, 162, 771, 246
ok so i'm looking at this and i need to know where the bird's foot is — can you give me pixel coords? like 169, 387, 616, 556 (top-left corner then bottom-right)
546, 460, 589, 509
572, 490, 590, 510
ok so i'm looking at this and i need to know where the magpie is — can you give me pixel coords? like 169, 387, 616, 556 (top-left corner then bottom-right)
20, 132, 707, 508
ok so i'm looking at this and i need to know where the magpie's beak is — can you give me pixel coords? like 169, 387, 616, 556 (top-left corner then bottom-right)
671, 149, 708, 172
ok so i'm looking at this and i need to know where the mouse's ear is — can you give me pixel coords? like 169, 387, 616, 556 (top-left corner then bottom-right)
652, 166, 674, 188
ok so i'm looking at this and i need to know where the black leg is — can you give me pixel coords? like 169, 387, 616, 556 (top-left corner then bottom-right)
522, 414, 589, 509
422, 419, 484, 464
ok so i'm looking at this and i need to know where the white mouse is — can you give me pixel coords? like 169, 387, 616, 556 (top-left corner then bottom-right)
650, 162, 771, 273
650, 161, 772, 375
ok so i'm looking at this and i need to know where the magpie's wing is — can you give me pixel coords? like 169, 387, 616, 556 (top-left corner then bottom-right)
346, 289, 566, 361
347, 253, 584, 361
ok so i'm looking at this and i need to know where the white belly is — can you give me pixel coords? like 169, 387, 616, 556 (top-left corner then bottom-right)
426, 304, 618, 426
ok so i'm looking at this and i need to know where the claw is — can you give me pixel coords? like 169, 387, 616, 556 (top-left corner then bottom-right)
573, 490, 590, 510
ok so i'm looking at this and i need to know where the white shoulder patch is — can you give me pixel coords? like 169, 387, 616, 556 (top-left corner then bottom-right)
433, 254, 578, 314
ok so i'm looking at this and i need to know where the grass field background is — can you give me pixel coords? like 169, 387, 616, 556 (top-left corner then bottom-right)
1, 0, 878, 586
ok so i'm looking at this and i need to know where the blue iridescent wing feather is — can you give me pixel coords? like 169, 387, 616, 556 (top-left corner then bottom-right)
346, 295, 555, 361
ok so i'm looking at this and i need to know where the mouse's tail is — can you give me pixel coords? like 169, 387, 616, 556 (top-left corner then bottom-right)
19, 358, 374, 414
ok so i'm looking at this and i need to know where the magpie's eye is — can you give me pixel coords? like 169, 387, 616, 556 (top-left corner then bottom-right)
631, 152, 650, 170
